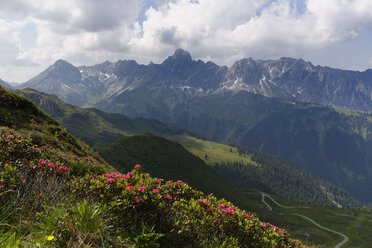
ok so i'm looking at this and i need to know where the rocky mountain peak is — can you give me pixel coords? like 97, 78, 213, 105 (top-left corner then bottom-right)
48, 59, 81, 77
162, 48, 193, 68
53, 59, 74, 68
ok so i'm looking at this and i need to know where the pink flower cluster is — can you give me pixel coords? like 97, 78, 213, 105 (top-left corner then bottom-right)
217, 204, 235, 215
38, 160, 69, 171
102, 171, 138, 185
138, 185, 146, 192
164, 194, 172, 200
261, 222, 279, 230
70, 164, 306, 248
107, 178, 115, 183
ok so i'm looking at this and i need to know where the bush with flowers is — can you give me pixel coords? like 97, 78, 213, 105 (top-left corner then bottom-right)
71, 164, 309, 247
0, 125, 310, 247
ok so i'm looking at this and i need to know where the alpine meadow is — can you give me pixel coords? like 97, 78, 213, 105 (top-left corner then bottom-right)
2, 1, 372, 247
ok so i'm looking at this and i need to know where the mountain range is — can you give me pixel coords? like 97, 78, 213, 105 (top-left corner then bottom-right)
17, 48, 372, 112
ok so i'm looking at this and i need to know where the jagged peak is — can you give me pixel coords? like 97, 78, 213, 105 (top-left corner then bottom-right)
49, 59, 80, 74
173, 48, 192, 60
162, 48, 193, 66
230, 57, 257, 69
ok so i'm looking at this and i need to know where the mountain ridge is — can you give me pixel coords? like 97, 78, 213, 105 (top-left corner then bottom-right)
16, 49, 372, 111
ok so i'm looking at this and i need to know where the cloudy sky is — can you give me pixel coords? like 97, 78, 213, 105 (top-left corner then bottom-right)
1, 0, 372, 83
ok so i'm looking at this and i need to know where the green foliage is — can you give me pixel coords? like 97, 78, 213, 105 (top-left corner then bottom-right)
29, 202, 107, 248
0, 126, 305, 247
0, 231, 23, 248
98, 134, 239, 198
14, 88, 184, 149
0, 86, 58, 129
71, 167, 305, 247
133, 223, 164, 248
74, 201, 105, 234
213, 144, 360, 208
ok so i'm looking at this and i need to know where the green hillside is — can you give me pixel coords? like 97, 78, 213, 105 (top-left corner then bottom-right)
98, 134, 372, 247
13, 88, 184, 148
15, 88, 359, 207
235, 189, 372, 248
98, 134, 254, 206
213, 144, 360, 207
0, 86, 307, 247
96, 88, 372, 203
5, 86, 372, 247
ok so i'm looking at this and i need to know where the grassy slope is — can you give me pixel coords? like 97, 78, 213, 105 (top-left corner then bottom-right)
0, 86, 308, 247
13, 88, 184, 148
0, 86, 112, 171
98, 134, 248, 205
165, 134, 258, 165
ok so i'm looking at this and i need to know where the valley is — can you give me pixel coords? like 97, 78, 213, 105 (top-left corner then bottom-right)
12, 50, 372, 203
10, 87, 372, 246
15, 88, 359, 208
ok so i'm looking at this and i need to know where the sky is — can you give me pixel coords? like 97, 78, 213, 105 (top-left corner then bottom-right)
1, 0, 372, 83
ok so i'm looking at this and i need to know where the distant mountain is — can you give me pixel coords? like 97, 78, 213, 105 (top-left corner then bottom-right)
19, 59, 105, 106
17, 49, 372, 111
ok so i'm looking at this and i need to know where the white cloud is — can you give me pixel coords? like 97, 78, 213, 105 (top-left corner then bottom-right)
2, 0, 372, 82
0, 0, 143, 82
130, 0, 372, 65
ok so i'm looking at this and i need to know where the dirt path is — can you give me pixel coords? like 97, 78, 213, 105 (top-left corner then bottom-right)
291, 214, 349, 248
260, 192, 349, 248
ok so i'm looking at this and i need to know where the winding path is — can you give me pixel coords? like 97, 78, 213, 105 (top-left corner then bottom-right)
261, 192, 310, 209
291, 214, 349, 248
260, 192, 349, 248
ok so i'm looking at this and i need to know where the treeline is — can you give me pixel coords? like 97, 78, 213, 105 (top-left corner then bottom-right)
213, 144, 361, 208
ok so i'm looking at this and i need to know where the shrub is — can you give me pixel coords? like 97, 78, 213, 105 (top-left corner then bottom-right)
72, 166, 307, 247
